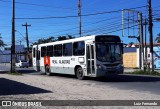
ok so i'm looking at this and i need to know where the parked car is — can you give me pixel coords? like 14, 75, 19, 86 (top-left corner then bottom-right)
16, 60, 29, 68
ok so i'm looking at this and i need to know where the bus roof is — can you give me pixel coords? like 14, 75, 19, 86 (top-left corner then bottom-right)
32, 35, 120, 47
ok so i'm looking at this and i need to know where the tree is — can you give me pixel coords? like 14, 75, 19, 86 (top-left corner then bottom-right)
155, 33, 160, 43
57, 35, 75, 41
46, 36, 55, 42
57, 36, 67, 41
31, 35, 75, 47
126, 42, 135, 47
30, 36, 56, 46
0, 34, 6, 51
129, 42, 134, 45
67, 35, 75, 39
129, 42, 134, 46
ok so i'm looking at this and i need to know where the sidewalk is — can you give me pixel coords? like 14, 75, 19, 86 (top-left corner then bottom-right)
124, 68, 160, 73
0, 63, 10, 72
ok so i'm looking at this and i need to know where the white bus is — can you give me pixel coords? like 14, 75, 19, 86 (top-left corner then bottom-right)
32, 35, 124, 79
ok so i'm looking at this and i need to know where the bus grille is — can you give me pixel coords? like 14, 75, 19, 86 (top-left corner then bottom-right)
104, 63, 120, 67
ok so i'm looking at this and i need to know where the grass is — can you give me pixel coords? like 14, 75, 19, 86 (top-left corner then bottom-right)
7, 71, 22, 76
125, 70, 160, 76
133, 67, 139, 69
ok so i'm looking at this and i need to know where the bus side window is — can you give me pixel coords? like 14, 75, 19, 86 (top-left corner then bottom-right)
47, 45, 53, 57
63, 43, 72, 56
73, 41, 85, 56
54, 44, 62, 56
41, 46, 46, 57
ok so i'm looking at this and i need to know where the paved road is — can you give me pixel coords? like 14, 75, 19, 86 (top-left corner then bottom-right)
1, 63, 160, 109
1, 63, 160, 72
0, 63, 37, 74
0, 64, 160, 94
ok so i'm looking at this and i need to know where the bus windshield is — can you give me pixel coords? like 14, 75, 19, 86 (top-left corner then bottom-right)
96, 43, 122, 62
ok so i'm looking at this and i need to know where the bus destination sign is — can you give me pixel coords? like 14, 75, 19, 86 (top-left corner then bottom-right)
95, 35, 120, 42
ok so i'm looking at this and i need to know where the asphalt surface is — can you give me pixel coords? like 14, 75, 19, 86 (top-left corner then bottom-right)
1, 63, 160, 109
1, 63, 160, 86
1, 63, 160, 89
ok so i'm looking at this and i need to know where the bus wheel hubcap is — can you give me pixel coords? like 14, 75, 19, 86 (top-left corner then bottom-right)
77, 69, 83, 77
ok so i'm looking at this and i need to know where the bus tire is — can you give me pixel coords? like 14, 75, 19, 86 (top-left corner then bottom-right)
45, 66, 51, 76
76, 67, 84, 80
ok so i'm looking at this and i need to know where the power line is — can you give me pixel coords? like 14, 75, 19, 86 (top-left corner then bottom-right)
18, 13, 138, 42
15, 5, 147, 20
103, 24, 139, 34
29, 16, 122, 37
33, 22, 127, 40
29, 16, 137, 40
0, 0, 75, 10
82, 22, 138, 35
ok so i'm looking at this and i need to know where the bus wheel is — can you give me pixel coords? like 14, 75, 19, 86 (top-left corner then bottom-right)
45, 66, 51, 76
76, 67, 84, 80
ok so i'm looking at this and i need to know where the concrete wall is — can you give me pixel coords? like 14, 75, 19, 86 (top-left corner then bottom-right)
136, 47, 160, 68
0, 54, 11, 63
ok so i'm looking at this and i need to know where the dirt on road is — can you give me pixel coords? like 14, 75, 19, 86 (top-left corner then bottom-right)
0, 73, 160, 109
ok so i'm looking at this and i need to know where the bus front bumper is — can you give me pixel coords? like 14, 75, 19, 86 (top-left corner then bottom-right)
96, 66, 124, 77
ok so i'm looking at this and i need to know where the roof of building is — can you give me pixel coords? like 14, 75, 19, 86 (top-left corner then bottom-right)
125, 43, 160, 48
124, 47, 137, 53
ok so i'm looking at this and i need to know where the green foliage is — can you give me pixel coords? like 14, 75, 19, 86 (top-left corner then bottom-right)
57, 36, 67, 41
155, 33, 160, 43
0, 35, 6, 47
30, 35, 75, 47
56, 35, 75, 41
133, 67, 139, 69
129, 42, 134, 45
8, 71, 22, 76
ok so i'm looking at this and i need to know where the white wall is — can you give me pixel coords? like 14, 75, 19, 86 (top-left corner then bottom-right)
136, 47, 151, 67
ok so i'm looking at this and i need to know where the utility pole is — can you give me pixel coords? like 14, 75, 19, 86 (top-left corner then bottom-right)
11, 0, 16, 72
140, 12, 144, 70
78, 0, 82, 37
122, 9, 143, 70
138, 12, 142, 69
148, 0, 154, 72
22, 22, 31, 62
144, 18, 148, 71
20, 41, 21, 60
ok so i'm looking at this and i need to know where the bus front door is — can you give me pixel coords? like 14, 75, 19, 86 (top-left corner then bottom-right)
86, 44, 95, 76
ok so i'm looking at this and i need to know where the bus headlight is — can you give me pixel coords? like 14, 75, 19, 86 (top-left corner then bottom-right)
96, 64, 103, 69
117, 64, 124, 68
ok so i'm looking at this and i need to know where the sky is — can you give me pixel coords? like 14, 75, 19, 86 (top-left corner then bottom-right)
0, 0, 160, 47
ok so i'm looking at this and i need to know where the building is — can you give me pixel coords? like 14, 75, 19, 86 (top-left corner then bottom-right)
123, 47, 137, 68
0, 45, 25, 63
136, 43, 160, 69
123, 43, 160, 69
